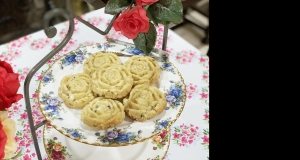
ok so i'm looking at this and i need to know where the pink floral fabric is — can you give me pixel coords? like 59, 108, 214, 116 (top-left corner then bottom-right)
0, 9, 209, 159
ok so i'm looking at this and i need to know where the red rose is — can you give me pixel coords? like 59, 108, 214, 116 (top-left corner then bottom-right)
113, 6, 150, 39
52, 150, 63, 160
159, 130, 167, 139
0, 122, 7, 160
0, 61, 23, 110
136, 0, 158, 6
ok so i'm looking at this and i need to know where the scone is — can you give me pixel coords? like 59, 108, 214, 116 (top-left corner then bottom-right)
58, 73, 95, 109
123, 84, 167, 122
91, 64, 133, 99
124, 56, 161, 86
83, 51, 121, 75
81, 97, 125, 129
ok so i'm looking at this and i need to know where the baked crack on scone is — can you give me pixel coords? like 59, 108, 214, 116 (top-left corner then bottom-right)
123, 84, 167, 122
83, 51, 121, 76
58, 73, 95, 109
91, 64, 133, 99
124, 56, 161, 86
81, 97, 125, 129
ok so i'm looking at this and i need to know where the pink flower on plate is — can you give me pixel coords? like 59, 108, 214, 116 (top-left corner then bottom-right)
200, 92, 208, 99
47, 59, 53, 64
190, 127, 197, 134
32, 93, 38, 98
32, 152, 36, 157
190, 86, 196, 91
37, 74, 43, 80
23, 133, 31, 140
180, 124, 186, 129
182, 129, 190, 136
15, 136, 20, 142
172, 132, 180, 139
23, 154, 31, 160
202, 135, 209, 143
52, 44, 57, 49
203, 74, 208, 79
204, 113, 209, 119
199, 57, 206, 62
181, 136, 188, 143
19, 140, 25, 146
188, 139, 193, 144
13, 105, 18, 112
186, 83, 198, 99
20, 112, 28, 120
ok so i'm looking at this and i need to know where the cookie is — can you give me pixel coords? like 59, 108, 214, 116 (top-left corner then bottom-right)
124, 56, 161, 86
123, 84, 167, 122
58, 73, 95, 109
83, 51, 121, 76
91, 64, 133, 99
81, 97, 125, 129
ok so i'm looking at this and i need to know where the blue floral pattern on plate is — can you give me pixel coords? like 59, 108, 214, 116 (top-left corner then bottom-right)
95, 126, 142, 144
152, 117, 172, 134
41, 70, 55, 86
161, 62, 175, 74
120, 45, 154, 56
164, 81, 185, 110
58, 49, 86, 69
62, 127, 87, 140
97, 43, 111, 50
40, 91, 64, 120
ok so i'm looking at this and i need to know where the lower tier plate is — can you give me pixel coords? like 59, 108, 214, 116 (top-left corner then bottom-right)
43, 123, 170, 160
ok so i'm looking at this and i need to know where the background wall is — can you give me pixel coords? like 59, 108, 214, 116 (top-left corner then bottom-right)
0, 0, 209, 54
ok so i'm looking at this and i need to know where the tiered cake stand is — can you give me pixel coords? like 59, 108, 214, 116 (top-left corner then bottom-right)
23, 0, 171, 159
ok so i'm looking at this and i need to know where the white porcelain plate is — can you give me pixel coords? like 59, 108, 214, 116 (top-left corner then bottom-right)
43, 123, 170, 160
38, 41, 186, 146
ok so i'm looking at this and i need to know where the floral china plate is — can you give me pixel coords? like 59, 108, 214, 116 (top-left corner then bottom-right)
43, 123, 170, 160
38, 41, 186, 146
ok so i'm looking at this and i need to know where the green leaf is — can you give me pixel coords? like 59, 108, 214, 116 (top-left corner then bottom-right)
146, 9, 163, 26
133, 23, 157, 56
147, 0, 183, 24
105, 0, 133, 15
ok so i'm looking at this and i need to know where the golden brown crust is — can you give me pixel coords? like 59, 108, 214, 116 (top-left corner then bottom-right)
123, 84, 167, 122
124, 56, 161, 86
58, 73, 95, 109
81, 97, 125, 129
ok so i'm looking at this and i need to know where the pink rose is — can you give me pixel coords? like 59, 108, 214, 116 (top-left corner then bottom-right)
136, 0, 158, 6
113, 6, 150, 39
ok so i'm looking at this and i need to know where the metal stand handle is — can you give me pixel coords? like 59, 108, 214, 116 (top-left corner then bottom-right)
23, 0, 169, 159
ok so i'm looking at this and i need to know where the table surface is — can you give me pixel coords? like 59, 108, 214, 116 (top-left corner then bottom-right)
0, 8, 209, 160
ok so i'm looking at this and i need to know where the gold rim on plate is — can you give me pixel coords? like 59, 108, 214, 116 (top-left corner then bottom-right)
43, 124, 171, 160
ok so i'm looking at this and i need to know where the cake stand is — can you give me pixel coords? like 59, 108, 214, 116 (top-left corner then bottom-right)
23, 0, 170, 159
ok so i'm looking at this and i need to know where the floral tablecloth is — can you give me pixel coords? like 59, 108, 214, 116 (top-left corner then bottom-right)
0, 8, 209, 160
